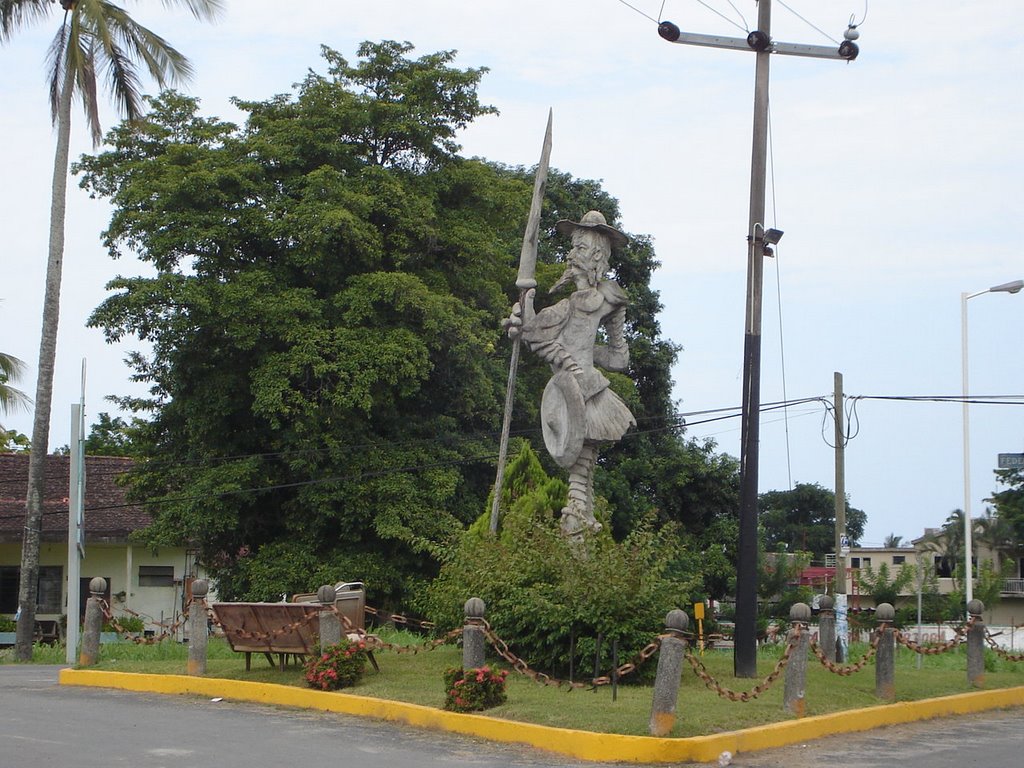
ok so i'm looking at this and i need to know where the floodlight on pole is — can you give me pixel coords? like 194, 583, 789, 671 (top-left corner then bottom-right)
960, 278, 1023, 610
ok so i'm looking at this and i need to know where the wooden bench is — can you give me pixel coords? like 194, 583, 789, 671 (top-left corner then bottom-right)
213, 583, 377, 672
211, 602, 321, 671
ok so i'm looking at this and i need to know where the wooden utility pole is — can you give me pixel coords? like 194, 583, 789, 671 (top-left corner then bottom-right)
658, 1, 859, 677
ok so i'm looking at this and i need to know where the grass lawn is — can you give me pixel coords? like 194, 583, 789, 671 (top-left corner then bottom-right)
5, 630, 1023, 737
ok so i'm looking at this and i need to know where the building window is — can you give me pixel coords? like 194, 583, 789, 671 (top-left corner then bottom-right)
37, 567, 62, 613
861, 557, 872, 568
138, 565, 174, 587
0, 566, 18, 614
0, 566, 63, 614
935, 555, 954, 578
850, 557, 860, 569
892, 555, 905, 565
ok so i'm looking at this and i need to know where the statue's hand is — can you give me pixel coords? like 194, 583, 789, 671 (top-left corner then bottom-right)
502, 288, 535, 339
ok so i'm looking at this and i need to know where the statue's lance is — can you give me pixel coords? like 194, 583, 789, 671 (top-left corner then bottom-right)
489, 109, 553, 533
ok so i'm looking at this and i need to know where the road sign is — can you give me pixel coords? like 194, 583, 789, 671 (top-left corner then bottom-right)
998, 453, 1024, 469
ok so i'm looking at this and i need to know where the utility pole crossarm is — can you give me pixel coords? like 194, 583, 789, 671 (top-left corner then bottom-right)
658, 22, 859, 61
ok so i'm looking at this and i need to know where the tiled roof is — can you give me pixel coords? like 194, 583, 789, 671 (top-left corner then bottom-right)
0, 453, 151, 544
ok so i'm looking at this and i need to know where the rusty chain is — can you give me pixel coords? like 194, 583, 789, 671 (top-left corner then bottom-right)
809, 624, 885, 675
682, 623, 800, 701
481, 620, 663, 690
364, 606, 436, 633
984, 630, 1024, 662
894, 619, 970, 656
99, 598, 189, 645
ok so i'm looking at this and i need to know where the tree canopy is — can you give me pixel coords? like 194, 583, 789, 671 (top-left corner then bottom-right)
758, 482, 866, 562
77, 41, 713, 604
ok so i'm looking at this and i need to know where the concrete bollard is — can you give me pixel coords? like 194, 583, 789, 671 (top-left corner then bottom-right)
875, 602, 896, 701
79, 577, 107, 667
318, 584, 342, 647
817, 594, 836, 663
649, 609, 690, 736
966, 599, 986, 688
463, 597, 486, 670
783, 603, 811, 716
188, 579, 209, 676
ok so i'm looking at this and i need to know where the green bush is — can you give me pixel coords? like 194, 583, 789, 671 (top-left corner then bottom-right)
0, 616, 16, 632
420, 444, 700, 681
443, 665, 508, 712
303, 638, 369, 690
104, 615, 146, 633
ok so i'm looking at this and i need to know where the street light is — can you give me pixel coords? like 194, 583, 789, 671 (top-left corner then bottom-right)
961, 279, 1023, 608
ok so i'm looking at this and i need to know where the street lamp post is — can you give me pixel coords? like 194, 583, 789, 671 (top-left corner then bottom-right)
960, 279, 1023, 608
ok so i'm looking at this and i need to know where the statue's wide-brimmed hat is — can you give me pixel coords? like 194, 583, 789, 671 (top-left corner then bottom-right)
555, 210, 628, 249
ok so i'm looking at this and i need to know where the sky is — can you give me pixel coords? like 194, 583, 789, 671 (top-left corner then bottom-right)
1, 1, 1022, 548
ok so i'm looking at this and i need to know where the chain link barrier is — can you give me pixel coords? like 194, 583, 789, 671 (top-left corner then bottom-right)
480, 620, 663, 690
682, 623, 800, 701
810, 628, 881, 675
894, 618, 970, 656
99, 598, 189, 645
984, 630, 1024, 662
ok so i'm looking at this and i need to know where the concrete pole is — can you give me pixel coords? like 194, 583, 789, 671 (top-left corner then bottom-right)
874, 603, 895, 701
817, 594, 836, 663
649, 609, 690, 736
833, 372, 848, 663
735, 0, 774, 680
317, 584, 342, 647
187, 579, 209, 676
79, 577, 106, 667
463, 597, 486, 671
783, 603, 811, 716
966, 599, 986, 688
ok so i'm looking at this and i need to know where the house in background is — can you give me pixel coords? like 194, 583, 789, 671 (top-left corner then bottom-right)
0, 453, 204, 638
800, 534, 1024, 627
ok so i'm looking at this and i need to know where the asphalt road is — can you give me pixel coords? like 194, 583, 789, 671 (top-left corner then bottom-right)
0, 665, 1021, 768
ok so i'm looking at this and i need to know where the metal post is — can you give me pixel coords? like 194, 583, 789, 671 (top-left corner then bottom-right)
735, 0, 773, 679
66, 402, 84, 665
961, 290, 974, 610
960, 280, 1023, 613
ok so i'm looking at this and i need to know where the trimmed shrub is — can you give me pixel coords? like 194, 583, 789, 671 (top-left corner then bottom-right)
443, 665, 508, 712
304, 638, 369, 690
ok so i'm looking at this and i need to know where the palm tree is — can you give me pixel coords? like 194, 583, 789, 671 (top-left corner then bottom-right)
0, 350, 31, 428
975, 507, 1016, 576
1, 0, 222, 660
883, 533, 903, 549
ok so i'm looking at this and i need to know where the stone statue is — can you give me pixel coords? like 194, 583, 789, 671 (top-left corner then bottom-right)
507, 210, 636, 537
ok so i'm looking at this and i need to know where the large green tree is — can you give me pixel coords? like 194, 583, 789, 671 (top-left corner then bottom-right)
758, 482, 866, 562
77, 42, 712, 606
2, 0, 221, 659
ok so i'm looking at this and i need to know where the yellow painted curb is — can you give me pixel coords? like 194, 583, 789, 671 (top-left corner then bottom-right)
59, 669, 1024, 764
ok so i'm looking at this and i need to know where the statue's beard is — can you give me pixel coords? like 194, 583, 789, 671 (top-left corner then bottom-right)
550, 265, 602, 294
550, 266, 574, 294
